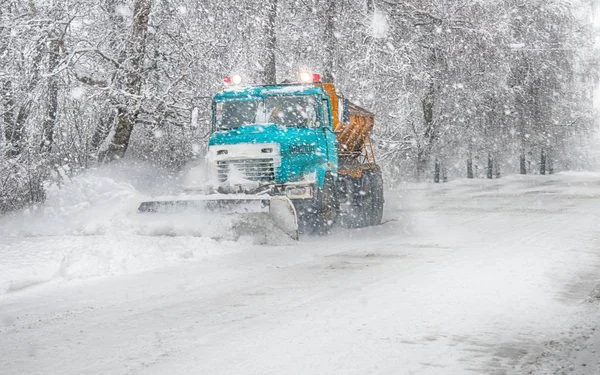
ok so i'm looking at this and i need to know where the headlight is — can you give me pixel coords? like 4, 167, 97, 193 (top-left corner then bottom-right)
286, 186, 313, 199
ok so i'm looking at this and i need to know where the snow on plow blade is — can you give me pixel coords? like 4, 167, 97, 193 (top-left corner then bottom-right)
137, 195, 299, 240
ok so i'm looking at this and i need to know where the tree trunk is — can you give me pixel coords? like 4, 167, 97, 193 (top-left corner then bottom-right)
417, 81, 436, 182
418, 49, 437, 181
467, 154, 474, 179
41, 39, 60, 153
108, 108, 136, 160
540, 149, 546, 175
91, 109, 116, 156
422, 81, 435, 137
0, 11, 10, 145
434, 159, 440, 183
105, 0, 153, 161
3, 13, 44, 157
487, 153, 493, 179
262, 0, 277, 85
106, 0, 125, 41
416, 148, 427, 181
494, 159, 501, 179
520, 153, 527, 174
7, 106, 29, 157
2, 80, 14, 144
8, 37, 43, 156
323, 0, 336, 83
91, 0, 123, 160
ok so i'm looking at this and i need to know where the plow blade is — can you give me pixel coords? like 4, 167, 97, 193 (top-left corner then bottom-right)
138, 195, 298, 240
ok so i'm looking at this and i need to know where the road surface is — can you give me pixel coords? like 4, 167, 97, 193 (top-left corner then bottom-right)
1, 172, 599, 374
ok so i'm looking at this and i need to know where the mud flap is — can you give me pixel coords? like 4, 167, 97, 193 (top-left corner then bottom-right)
138, 194, 299, 240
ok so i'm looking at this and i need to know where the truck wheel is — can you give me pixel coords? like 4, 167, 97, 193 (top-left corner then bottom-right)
314, 174, 338, 235
359, 173, 375, 227
359, 170, 384, 227
369, 169, 384, 226
337, 176, 358, 228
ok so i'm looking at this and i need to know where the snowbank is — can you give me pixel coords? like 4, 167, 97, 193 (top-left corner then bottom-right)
0, 162, 179, 238
0, 235, 222, 295
0, 162, 291, 295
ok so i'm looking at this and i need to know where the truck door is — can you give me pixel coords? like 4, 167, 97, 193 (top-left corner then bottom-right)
320, 98, 338, 178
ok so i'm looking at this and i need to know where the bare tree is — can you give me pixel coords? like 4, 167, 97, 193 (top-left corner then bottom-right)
262, 0, 278, 84
323, 0, 336, 83
104, 0, 153, 161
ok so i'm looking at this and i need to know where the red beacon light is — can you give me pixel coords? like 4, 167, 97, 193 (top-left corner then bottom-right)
312, 73, 321, 83
223, 75, 242, 86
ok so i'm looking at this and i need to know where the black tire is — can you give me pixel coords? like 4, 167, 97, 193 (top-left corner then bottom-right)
359, 169, 384, 227
368, 169, 384, 226
314, 174, 338, 235
358, 173, 374, 227
337, 176, 359, 228
296, 174, 338, 235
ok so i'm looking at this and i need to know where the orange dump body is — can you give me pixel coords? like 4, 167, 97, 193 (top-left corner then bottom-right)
321, 83, 378, 178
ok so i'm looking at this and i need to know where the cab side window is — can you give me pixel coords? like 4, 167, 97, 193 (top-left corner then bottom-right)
322, 99, 330, 128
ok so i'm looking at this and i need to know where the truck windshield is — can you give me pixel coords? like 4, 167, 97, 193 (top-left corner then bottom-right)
215, 95, 318, 130
215, 100, 259, 130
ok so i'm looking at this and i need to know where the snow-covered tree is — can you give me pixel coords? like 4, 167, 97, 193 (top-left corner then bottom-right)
1, 0, 598, 212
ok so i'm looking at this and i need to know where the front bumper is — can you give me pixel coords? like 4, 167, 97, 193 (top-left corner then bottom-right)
217, 182, 315, 200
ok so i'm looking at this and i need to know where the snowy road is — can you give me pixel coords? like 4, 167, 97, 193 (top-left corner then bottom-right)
1, 172, 600, 374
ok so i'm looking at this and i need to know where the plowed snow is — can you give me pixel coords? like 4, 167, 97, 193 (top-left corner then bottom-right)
1, 170, 599, 374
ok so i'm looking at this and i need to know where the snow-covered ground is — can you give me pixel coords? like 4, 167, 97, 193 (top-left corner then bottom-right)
1, 169, 599, 374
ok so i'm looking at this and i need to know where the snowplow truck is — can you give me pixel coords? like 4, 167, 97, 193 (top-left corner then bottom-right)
139, 74, 384, 238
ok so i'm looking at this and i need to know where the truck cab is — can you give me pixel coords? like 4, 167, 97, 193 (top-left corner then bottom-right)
208, 83, 338, 200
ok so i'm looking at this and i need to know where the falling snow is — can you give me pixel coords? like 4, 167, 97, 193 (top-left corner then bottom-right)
1, 1, 600, 374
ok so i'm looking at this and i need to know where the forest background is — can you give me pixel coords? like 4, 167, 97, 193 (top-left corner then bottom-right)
1, 0, 599, 212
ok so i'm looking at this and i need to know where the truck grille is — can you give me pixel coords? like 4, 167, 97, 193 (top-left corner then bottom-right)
217, 158, 276, 183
